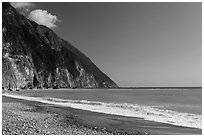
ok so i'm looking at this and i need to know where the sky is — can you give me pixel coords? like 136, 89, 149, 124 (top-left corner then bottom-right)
12, 2, 202, 87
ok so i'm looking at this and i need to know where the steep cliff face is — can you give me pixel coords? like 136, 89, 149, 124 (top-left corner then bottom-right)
2, 3, 118, 91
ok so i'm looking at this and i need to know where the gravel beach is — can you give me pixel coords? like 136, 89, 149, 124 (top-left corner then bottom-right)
2, 95, 201, 135
2, 97, 146, 135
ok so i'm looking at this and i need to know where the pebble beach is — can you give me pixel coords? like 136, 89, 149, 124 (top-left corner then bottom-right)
2, 97, 146, 135
2, 94, 201, 135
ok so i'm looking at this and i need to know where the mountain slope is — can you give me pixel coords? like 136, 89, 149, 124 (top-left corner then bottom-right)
2, 2, 118, 90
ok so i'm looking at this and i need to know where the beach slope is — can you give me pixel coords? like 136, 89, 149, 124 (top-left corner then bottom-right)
2, 95, 201, 135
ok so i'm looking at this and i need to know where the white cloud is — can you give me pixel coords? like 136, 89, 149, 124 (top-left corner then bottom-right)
28, 9, 60, 28
10, 2, 33, 9
10, 3, 60, 28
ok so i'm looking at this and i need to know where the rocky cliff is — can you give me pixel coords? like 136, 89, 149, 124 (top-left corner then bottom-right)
2, 3, 118, 91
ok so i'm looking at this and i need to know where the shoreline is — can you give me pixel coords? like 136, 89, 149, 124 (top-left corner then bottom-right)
2, 95, 202, 135
2, 92, 202, 129
2, 96, 146, 135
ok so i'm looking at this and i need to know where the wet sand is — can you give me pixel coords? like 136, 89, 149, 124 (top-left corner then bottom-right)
2, 95, 202, 135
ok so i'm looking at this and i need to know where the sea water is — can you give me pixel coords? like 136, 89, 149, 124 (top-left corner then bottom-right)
3, 88, 202, 129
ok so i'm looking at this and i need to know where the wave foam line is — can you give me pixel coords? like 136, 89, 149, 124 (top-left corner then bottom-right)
3, 93, 202, 129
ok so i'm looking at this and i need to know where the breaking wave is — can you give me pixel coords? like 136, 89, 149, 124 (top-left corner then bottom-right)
3, 93, 202, 129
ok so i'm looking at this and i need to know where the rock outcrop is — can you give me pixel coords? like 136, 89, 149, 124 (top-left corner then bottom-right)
2, 2, 118, 91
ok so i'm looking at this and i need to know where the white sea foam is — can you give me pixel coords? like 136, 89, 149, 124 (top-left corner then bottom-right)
3, 93, 202, 129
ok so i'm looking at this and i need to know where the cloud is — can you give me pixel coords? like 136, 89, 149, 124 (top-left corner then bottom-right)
10, 2, 33, 9
10, 3, 60, 28
28, 9, 60, 28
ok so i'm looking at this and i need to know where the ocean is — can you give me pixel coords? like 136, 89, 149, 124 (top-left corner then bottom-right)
3, 88, 202, 129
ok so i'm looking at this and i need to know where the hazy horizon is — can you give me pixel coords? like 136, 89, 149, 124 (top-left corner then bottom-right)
12, 2, 202, 87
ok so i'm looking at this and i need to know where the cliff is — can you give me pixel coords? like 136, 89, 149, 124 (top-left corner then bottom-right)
2, 3, 118, 91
